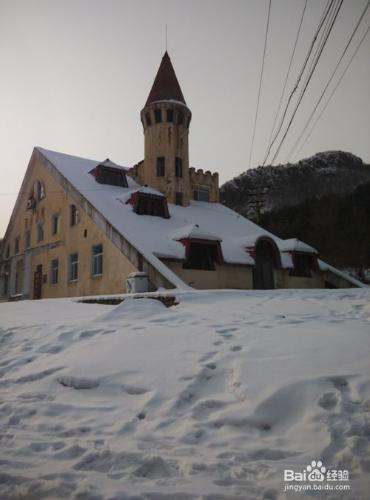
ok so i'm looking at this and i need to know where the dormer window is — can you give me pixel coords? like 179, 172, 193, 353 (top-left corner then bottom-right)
94, 165, 128, 188
182, 239, 222, 271
132, 192, 170, 218
291, 253, 317, 277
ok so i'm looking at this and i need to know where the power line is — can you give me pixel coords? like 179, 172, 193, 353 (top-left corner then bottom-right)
286, 0, 370, 161
248, 0, 272, 169
292, 25, 370, 161
270, 0, 344, 165
265, 0, 308, 159
262, 0, 335, 165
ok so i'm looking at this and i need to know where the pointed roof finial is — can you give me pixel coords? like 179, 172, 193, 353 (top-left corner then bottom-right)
145, 52, 186, 106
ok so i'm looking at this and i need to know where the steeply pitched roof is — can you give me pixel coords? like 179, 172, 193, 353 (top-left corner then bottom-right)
145, 51, 186, 106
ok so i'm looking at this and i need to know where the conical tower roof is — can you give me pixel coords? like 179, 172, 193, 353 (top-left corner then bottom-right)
145, 51, 186, 106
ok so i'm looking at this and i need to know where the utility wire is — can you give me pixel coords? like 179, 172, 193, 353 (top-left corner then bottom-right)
265, 0, 308, 160
270, 0, 344, 165
286, 0, 370, 161
248, 0, 272, 169
262, 0, 335, 165
292, 25, 370, 161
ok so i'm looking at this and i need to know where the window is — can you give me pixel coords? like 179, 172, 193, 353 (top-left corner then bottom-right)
183, 241, 220, 271
25, 230, 31, 249
5, 245, 10, 259
92, 244, 103, 276
154, 109, 162, 123
186, 115, 191, 128
51, 258, 59, 284
156, 157, 165, 177
145, 112, 152, 126
52, 213, 60, 235
135, 193, 169, 218
292, 253, 314, 278
14, 237, 20, 255
177, 112, 184, 125
36, 180, 45, 201
37, 223, 44, 242
175, 192, 183, 206
175, 157, 183, 177
193, 185, 210, 202
166, 109, 174, 123
69, 253, 78, 281
96, 167, 128, 187
70, 204, 79, 226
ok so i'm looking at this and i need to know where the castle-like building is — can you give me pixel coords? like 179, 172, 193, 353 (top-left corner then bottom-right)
0, 52, 360, 299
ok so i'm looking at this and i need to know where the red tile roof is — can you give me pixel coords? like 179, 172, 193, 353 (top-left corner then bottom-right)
145, 51, 186, 106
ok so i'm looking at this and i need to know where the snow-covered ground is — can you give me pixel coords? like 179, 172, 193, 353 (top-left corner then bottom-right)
1, 289, 370, 500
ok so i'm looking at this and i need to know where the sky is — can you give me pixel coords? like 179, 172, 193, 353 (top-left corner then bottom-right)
0, 0, 369, 237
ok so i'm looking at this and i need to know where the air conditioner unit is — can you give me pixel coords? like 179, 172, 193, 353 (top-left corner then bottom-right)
126, 272, 149, 294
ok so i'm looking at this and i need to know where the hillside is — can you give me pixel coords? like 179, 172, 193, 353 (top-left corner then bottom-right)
220, 151, 370, 219
1, 290, 370, 499
220, 151, 370, 270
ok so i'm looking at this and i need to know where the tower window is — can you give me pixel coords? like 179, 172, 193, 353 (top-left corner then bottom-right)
156, 157, 165, 177
154, 109, 162, 123
175, 157, 183, 177
186, 115, 191, 128
145, 112, 152, 126
175, 192, 183, 206
193, 185, 210, 202
70, 204, 79, 226
166, 109, 174, 123
177, 112, 184, 125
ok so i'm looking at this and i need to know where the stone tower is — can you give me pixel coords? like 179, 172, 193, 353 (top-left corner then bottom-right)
139, 52, 192, 206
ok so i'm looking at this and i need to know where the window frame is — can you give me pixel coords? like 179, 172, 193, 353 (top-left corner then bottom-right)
193, 185, 210, 202
154, 109, 162, 124
70, 204, 79, 226
175, 157, 183, 178
156, 157, 165, 177
50, 258, 59, 285
51, 213, 60, 235
37, 222, 44, 242
68, 253, 79, 282
14, 236, 20, 255
166, 109, 174, 123
182, 239, 221, 271
91, 244, 103, 277
25, 229, 31, 249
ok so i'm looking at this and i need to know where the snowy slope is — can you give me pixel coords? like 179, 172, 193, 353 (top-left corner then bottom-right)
1, 289, 370, 499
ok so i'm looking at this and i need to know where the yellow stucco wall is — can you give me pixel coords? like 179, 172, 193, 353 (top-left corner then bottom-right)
3, 157, 138, 299
163, 260, 253, 289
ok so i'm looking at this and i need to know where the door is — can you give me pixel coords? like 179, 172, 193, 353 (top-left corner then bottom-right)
33, 265, 42, 299
253, 240, 275, 289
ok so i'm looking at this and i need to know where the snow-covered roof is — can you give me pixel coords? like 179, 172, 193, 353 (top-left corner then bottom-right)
37, 148, 317, 276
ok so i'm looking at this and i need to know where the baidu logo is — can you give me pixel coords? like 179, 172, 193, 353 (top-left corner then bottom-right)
283, 460, 350, 493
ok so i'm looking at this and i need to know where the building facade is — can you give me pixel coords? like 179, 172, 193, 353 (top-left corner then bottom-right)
0, 52, 361, 300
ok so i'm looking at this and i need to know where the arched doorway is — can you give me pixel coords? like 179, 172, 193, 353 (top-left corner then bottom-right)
253, 239, 279, 289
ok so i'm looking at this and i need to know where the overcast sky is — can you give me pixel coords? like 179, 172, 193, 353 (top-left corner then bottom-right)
1, 0, 369, 237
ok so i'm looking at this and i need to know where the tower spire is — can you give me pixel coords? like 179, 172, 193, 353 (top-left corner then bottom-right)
145, 52, 186, 106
